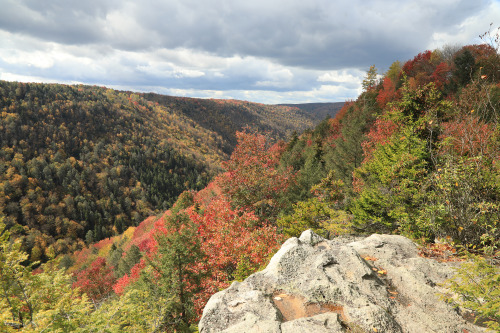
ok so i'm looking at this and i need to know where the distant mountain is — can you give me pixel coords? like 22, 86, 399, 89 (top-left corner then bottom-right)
141, 93, 318, 152
279, 102, 345, 120
0, 81, 317, 260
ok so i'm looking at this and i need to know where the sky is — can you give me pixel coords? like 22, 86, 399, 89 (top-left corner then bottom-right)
0, 0, 498, 104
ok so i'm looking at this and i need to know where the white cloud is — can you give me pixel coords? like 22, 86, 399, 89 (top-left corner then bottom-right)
0, 0, 497, 104
427, 1, 500, 49
0, 72, 82, 85
317, 70, 364, 84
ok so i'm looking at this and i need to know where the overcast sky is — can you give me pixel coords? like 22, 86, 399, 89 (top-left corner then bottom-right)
0, 0, 498, 104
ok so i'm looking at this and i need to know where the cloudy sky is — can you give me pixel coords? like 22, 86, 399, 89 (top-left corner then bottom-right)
0, 0, 498, 104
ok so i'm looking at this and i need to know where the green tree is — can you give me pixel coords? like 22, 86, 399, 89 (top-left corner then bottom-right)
385, 60, 402, 85
454, 49, 476, 86
117, 245, 142, 276
444, 255, 500, 331
350, 81, 450, 236
278, 170, 353, 238
362, 65, 379, 91
350, 128, 429, 234
325, 96, 378, 186
142, 211, 204, 332
86, 206, 203, 332
0, 220, 91, 331
277, 198, 352, 238
84, 288, 155, 333
421, 155, 500, 249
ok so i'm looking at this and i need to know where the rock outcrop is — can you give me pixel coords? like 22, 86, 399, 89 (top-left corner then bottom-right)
199, 230, 485, 333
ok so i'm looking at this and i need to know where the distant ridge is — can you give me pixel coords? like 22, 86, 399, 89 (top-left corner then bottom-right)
141, 93, 319, 152
279, 102, 345, 120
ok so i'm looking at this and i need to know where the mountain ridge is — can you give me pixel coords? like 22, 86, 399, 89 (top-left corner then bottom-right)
278, 101, 345, 120
0, 80, 319, 259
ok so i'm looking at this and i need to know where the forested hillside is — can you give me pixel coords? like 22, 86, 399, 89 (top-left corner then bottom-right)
140, 93, 317, 152
0, 82, 314, 261
279, 102, 345, 120
278, 43, 500, 248
1, 38, 499, 332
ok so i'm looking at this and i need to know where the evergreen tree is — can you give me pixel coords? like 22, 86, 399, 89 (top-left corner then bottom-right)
325, 95, 378, 186
137, 209, 204, 332
454, 49, 476, 86
362, 65, 379, 91
117, 245, 142, 276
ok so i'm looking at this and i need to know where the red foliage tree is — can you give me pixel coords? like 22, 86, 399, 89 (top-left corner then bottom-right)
463, 44, 499, 82
361, 118, 398, 163
332, 101, 354, 124
440, 117, 495, 158
128, 216, 157, 250
463, 44, 497, 61
403, 51, 432, 77
189, 196, 284, 315
431, 62, 451, 89
72, 257, 116, 304
402, 50, 441, 87
216, 131, 296, 219
376, 77, 398, 109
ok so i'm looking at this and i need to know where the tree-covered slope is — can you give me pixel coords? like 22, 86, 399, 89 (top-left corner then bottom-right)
279, 102, 345, 120
1, 38, 499, 332
140, 93, 317, 152
0, 81, 231, 259
278, 43, 500, 250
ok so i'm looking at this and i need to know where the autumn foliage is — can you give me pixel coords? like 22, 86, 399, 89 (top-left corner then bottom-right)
72, 257, 116, 304
376, 77, 398, 108
3, 38, 499, 331
216, 131, 296, 219
190, 195, 284, 307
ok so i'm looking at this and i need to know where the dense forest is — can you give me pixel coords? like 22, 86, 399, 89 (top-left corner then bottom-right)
1, 35, 499, 332
0, 83, 314, 261
139, 93, 321, 153
279, 102, 345, 121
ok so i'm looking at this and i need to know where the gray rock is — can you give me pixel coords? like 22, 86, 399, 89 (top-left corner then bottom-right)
281, 313, 344, 333
200, 281, 282, 333
199, 230, 486, 333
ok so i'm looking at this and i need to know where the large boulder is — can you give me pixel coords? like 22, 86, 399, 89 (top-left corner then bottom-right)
199, 230, 486, 333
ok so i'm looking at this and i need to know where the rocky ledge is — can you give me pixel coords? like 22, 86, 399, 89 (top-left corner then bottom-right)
199, 230, 485, 333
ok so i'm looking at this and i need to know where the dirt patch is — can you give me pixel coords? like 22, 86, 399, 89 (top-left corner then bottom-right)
272, 291, 346, 322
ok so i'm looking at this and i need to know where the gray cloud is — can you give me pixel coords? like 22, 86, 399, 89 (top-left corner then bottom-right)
0, 0, 497, 103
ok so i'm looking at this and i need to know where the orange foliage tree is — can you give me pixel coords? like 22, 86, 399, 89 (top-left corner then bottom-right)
216, 131, 297, 219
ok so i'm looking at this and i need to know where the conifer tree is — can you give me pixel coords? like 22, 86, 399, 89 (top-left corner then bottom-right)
136, 203, 204, 332
362, 65, 379, 91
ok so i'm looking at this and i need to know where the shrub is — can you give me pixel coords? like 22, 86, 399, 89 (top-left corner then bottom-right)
443, 255, 500, 331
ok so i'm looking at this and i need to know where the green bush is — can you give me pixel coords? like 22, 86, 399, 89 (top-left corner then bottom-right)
421, 156, 500, 251
277, 198, 352, 238
443, 255, 500, 331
